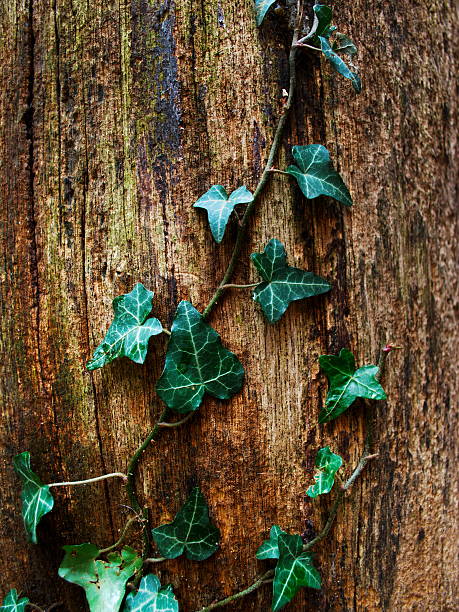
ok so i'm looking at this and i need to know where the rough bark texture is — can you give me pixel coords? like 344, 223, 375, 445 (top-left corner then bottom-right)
0, 0, 457, 610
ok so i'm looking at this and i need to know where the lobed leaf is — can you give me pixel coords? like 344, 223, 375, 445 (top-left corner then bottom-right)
58, 543, 142, 612
194, 185, 253, 243
254, 0, 277, 26
124, 574, 179, 612
0, 590, 29, 612
332, 32, 357, 56
251, 239, 331, 323
256, 525, 287, 560
319, 37, 361, 92
152, 487, 219, 561
13, 452, 54, 544
319, 348, 387, 423
306, 446, 343, 498
286, 145, 353, 207
156, 301, 244, 413
87, 283, 163, 371
312, 4, 334, 39
272, 533, 321, 611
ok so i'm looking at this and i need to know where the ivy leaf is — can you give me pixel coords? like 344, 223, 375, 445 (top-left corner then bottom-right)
285, 145, 353, 207
86, 283, 163, 371
124, 574, 179, 612
319, 348, 387, 423
256, 525, 287, 560
254, 0, 277, 26
319, 36, 361, 93
152, 487, 219, 561
194, 185, 253, 243
306, 446, 343, 498
58, 543, 142, 612
332, 32, 357, 56
0, 590, 29, 612
272, 533, 321, 611
311, 4, 334, 39
251, 239, 331, 323
156, 301, 244, 413
13, 452, 54, 544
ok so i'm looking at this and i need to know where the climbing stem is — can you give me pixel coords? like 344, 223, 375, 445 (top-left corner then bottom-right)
196, 570, 274, 612
99, 516, 138, 555
220, 283, 259, 290
126, 407, 169, 559
158, 412, 195, 428
201, 28, 299, 320
48, 472, 127, 487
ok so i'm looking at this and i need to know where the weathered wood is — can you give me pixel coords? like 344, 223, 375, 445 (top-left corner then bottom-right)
0, 0, 457, 610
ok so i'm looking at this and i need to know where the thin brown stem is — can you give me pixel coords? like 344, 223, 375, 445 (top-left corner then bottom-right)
99, 516, 138, 554
220, 283, 259, 290
196, 570, 274, 612
201, 28, 300, 320
157, 412, 195, 428
144, 556, 167, 563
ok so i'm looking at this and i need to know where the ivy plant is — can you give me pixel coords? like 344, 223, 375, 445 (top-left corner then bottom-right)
0, 590, 29, 612
306, 446, 343, 497
13, 452, 54, 544
5, 2, 396, 611
251, 239, 331, 322
194, 185, 254, 243
124, 575, 179, 612
152, 488, 219, 561
319, 348, 387, 423
156, 301, 244, 413
58, 544, 142, 612
87, 283, 163, 370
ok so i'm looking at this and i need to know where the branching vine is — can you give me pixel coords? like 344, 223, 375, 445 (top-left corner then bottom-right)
3, 3, 396, 612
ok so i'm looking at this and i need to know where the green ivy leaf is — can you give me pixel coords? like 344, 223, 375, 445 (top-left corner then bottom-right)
272, 533, 321, 611
254, 0, 277, 26
13, 452, 54, 544
0, 590, 29, 612
194, 185, 253, 243
251, 239, 331, 323
285, 145, 353, 207
319, 36, 361, 93
319, 348, 387, 423
306, 446, 343, 497
332, 32, 357, 56
156, 301, 244, 413
124, 574, 179, 612
58, 543, 142, 612
152, 487, 219, 561
86, 283, 163, 371
256, 525, 287, 560
312, 4, 334, 39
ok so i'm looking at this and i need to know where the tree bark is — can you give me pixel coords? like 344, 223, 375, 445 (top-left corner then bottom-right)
0, 0, 457, 610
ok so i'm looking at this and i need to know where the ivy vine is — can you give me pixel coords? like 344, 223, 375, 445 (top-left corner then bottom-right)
3, 3, 397, 612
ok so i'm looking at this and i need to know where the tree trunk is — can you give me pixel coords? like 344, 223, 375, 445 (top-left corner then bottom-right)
0, 0, 457, 610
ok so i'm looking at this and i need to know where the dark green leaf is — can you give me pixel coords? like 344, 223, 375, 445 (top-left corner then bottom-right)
306, 446, 343, 498
312, 4, 334, 39
319, 36, 361, 92
59, 543, 142, 612
319, 348, 387, 423
332, 32, 357, 56
251, 239, 331, 323
87, 283, 163, 370
286, 145, 353, 206
13, 452, 54, 544
124, 574, 179, 612
256, 525, 287, 560
254, 0, 277, 26
0, 590, 29, 612
156, 301, 244, 413
272, 533, 321, 611
152, 488, 219, 561
194, 185, 253, 243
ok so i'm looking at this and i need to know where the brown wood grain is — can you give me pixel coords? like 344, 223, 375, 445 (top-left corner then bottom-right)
0, 0, 457, 610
